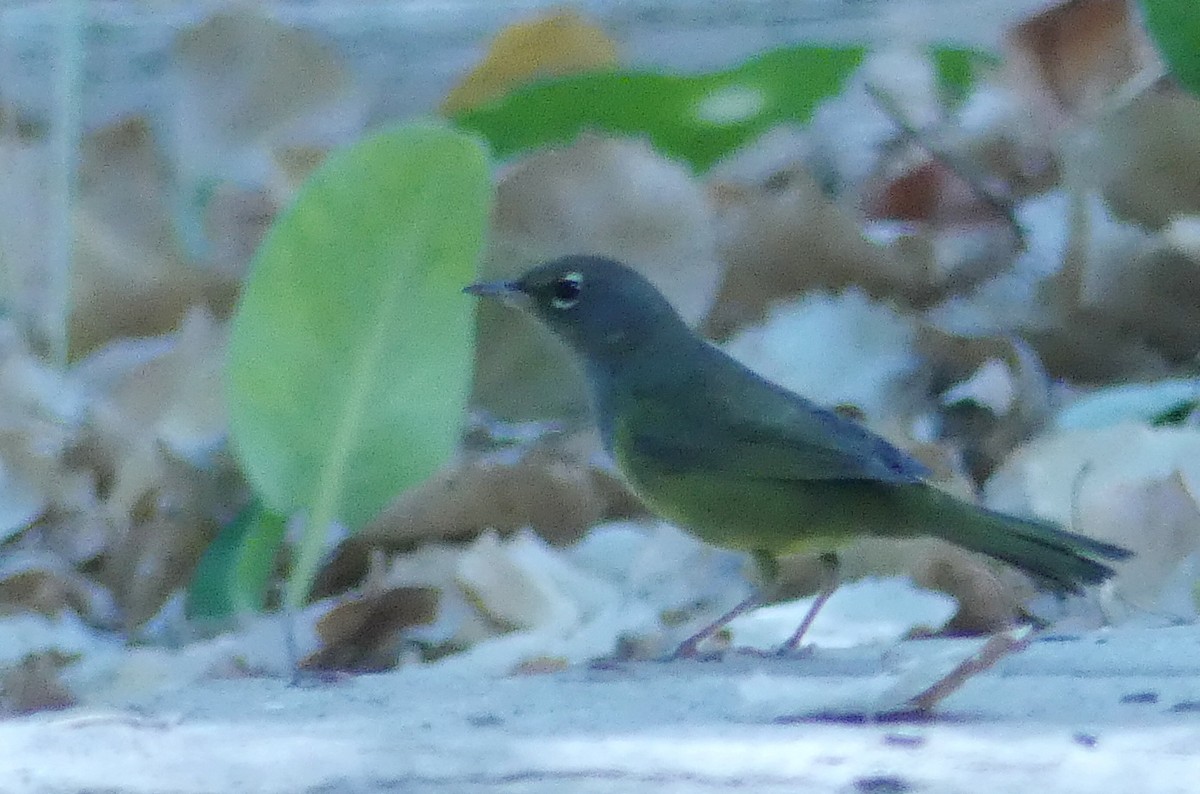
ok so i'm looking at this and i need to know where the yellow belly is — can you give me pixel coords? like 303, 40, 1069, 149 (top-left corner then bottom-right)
617, 452, 921, 556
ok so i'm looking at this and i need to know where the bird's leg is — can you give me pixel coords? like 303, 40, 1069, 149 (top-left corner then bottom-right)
777, 552, 840, 656
669, 551, 777, 659
669, 592, 762, 659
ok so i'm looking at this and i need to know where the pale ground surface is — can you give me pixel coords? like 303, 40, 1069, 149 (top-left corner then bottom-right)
3, 624, 1200, 793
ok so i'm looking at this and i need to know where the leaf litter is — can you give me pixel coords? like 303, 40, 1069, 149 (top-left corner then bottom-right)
1, 0, 1199, 720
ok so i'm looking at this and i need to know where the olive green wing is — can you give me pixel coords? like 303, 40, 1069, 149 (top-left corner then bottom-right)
620, 357, 929, 484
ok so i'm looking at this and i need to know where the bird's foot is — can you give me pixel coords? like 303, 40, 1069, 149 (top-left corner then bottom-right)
772, 641, 817, 659
665, 638, 727, 662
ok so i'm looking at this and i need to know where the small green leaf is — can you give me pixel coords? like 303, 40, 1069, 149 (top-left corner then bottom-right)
1142, 0, 1200, 98
454, 45, 865, 171
227, 122, 491, 607
1151, 400, 1200, 427
932, 46, 997, 107
187, 503, 286, 620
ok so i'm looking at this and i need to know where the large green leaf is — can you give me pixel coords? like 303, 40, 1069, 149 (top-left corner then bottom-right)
227, 122, 490, 607
1142, 0, 1200, 98
453, 45, 865, 171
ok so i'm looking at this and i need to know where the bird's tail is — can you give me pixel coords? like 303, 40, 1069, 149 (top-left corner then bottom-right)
919, 488, 1132, 594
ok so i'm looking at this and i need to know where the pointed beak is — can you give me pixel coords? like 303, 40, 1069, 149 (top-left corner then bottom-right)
463, 279, 531, 309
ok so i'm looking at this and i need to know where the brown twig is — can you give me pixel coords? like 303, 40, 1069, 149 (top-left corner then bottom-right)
899, 631, 1031, 714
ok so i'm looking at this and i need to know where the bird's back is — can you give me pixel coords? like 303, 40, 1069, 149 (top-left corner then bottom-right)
600, 333, 930, 485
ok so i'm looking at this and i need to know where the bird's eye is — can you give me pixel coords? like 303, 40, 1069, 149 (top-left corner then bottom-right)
550, 272, 582, 309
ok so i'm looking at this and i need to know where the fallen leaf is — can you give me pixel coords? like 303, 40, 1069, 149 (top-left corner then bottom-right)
169, 8, 363, 259
0, 550, 116, 624
704, 162, 936, 337
1089, 83, 1200, 228
986, 423, 1200, 612
0, 651, 78, 715
441, 11, 619, 115
314, 429, 641, 597
73, 117, 239, 355
720, 288, 926, 423
1005, 0, 1150, 125
300, 587, 439, 673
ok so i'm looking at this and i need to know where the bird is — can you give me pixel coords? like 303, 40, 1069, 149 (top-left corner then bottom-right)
465, 254, 1132, 657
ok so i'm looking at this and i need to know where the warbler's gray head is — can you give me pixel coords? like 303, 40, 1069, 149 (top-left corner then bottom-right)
465, 255, 688, 370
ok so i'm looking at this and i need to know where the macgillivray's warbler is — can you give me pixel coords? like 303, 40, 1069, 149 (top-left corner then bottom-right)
465, 255, 1132, 657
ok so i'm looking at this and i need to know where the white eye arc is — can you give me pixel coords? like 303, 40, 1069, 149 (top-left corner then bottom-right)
550, 271, 583, 309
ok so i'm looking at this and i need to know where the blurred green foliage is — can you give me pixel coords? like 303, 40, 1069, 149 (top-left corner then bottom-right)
187, 502, 286, 620
933, 46, 999, 107
1142, 0, 1200, 98
454, 45, 866, 170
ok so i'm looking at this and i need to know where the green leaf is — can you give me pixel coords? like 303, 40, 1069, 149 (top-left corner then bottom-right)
453, 45, 865, 171
1151, 400, 1200, 427
227, 122, 490, 607
932, 46, 997, 107
187, 503, 286, 620
1142, 0, 1200, 98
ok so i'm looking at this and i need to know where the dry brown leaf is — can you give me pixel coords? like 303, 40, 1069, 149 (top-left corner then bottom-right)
866, 159, 973, 224
475, 135, 723, 422
704, 164, 936, 338
315, 433, 642, 598
0, 551, 116, 624
928, 190, 1172, 383
0, 651, 78, 715
202, 183, 278, 279
441, 10, 618, 115
300, 587, 439, 673
167, 8, 361, 284
173, 10, 349, 144
0, 135, 62, 357
1042, 186, 1200, 372
270, 145, 330, 197
95, 307, 229, 467
101, 454, 240, 631
363, 435, 636, 548
0, 319, 115, 568
0, 565, 74, 618
1005, 0, 1152, 126
1088, 84, 1200, 229
73, 117, 240, 355
922, 331, 1054, 481
1091, 241, 1200, 365
0, 113, 233, 357
914, 549, 1031, 636
61, 309, 247, 629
